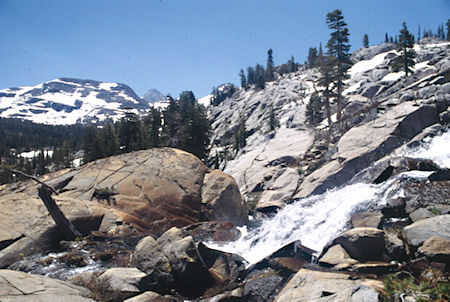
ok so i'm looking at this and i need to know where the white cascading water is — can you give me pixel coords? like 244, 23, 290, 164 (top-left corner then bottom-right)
208, 130, 450, 265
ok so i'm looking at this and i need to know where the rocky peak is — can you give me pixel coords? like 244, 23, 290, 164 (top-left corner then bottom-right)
143, 88, 165, 103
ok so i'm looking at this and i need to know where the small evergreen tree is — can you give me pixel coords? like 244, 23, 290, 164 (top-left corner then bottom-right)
247, 66, 255, 85
391, 22, 416, 77
363, 34, 369, 48
307, 47, 318, 68
255, 64, 265, 89
306, 91, 324, 125
265, 49, 275, 82
385, 33, 389, 43
288, 55, 297, 73
268, 106, 279, 131
233, 116, 247, 151
318, 55, 335, 130
239, 69, 246, 88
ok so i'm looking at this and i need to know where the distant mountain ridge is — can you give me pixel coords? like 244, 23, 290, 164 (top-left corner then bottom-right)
0, 78, 150, 125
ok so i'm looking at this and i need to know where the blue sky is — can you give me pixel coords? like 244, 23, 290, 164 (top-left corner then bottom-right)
0, 0, 448, 98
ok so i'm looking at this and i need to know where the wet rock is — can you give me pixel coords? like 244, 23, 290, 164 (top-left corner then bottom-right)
197, 243, 247, 285
403, 215, 450, 247
181, 221, 240, 242
273, 269, 381, 302
133, 236, 173, 293
428, 168, 450, 181
409, 208, 435, 222
322, 228, 387, 262
319, 244, 358, 268
243, 269, 285, 302
156, 227, 214, 297
201, 170, 248, 226
418, 236, 450, 264
385, 232, 407, 261
403, 181, 450, 214
351, 211, 382, 228
268, 257, 307, 276
382, 197, 407, 218
0, 269, 94, 301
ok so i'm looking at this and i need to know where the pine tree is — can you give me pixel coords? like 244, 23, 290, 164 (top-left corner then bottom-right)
385, 33, 389, 43
391, 22, 416, 77
268, 106, 279, 131
363, 34, 369, 48
247, 66, 255, 85
102, 122, 119, 157
239, 69, 246, 88
289, 55, 297, 73
255, 64, 265, 89
307, 47, 318, 68
233, 115, 247, 151
325, 9, 351, 123
142, 107, 161, 148
306, 91, 324, 125
317, 43, 324, 66
418, 25, 421, 41
266, 49, 275, 82
318, 55, 335, 130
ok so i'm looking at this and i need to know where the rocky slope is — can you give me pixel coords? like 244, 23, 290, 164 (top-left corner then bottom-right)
0, 78, 150, 125
208, 39, 450, 211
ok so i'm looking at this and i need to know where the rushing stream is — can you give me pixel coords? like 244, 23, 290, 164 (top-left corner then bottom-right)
208, 129, 450, 264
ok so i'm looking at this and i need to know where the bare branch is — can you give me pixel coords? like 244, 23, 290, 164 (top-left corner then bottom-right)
6, 168, 59, 195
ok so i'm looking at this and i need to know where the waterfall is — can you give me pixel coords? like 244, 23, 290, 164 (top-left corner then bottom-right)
208, 129, 449, 264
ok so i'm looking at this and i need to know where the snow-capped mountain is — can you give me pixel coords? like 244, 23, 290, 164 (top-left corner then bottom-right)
0, 78, 150, 125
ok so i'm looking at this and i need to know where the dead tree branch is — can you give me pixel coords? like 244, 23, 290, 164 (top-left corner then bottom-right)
6, 168, 82, 240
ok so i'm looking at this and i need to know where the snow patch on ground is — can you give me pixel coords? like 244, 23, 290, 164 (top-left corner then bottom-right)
349, 51, 390, 76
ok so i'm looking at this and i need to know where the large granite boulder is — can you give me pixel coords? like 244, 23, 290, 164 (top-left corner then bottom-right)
57, 148, 247, 233
97, 268, 148, 300
201, 170, 248, 225
321, 228, 387, 262
403, 214, 450, 247
418, 235, 450, 264
0, 269, 94, 302
132, 236, 173, 293
273, 269, 381, 302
